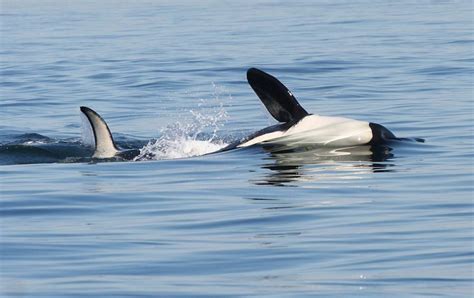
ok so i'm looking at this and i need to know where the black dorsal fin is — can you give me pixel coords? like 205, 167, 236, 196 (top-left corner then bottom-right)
247, 68, 309, 123
80, 106, 119, 158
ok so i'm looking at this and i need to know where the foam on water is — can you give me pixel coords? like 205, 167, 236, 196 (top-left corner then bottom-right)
135, 137, 227, 160
134, 89, 229, 161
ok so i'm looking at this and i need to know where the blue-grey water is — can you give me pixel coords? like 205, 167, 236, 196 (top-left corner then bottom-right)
1, 0, 473, 297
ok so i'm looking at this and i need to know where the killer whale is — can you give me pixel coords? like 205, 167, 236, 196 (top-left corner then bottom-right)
80, 67, 401, 159
222, 68, 397, 150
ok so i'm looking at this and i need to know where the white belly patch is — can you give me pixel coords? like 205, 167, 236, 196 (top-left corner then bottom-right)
238, 115, 373, 148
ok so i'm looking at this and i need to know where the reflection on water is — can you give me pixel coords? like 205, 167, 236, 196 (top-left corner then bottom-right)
253, 145, 395, 186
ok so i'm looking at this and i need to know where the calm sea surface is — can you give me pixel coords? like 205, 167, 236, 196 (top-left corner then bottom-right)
1, 0, 473, 297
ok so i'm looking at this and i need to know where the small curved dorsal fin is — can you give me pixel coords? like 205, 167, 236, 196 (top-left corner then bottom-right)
247, 68, 309, 123
80, 106, 119, 158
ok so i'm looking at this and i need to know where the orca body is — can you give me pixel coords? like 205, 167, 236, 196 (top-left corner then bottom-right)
222, 68, 397, 151
80, 67, 400, 159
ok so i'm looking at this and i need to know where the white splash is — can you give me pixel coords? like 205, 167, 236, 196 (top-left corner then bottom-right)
134, 84, 230, 161
23, 140, 48, 145
134, 136, 227, 160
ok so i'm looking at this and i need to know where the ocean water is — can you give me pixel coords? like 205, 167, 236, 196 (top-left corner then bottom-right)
1, 0, 473, 296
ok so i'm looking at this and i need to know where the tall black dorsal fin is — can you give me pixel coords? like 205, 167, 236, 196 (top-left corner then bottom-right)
80, 106, 119, 158
247, 68, 309, 123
